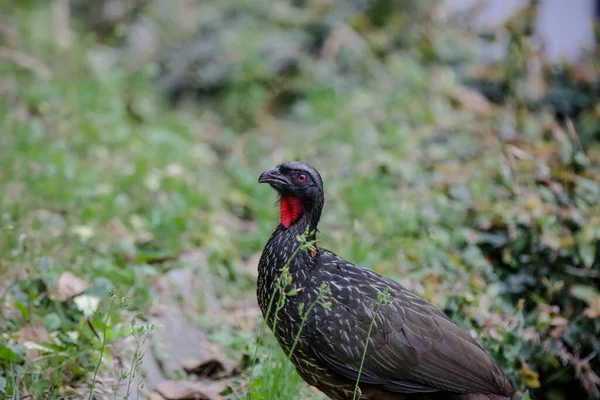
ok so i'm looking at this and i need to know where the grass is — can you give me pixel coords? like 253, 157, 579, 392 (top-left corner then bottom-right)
245, 231, 314, 399
353, 289, 392, 400
1, 1, 599, 399
88, 293, 114, 400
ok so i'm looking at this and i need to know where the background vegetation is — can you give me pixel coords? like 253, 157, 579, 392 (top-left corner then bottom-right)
0, 0, 598, 399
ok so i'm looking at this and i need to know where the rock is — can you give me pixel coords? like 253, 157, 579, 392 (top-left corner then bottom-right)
156, 379, 229, 400
160, 267, 199, 311
150, 305, 208, 377
177, 250, 222, 314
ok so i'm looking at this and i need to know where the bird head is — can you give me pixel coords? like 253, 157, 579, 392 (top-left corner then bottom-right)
258, 161, 324, 228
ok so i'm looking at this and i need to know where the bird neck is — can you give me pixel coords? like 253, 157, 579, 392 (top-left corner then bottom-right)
300, 204, 322, 237
290, 211, 319, 242
263, 210, 321, 271
278, 195, 322, 234
259, 195, 323, 276
257, 200, 323, 320
273, 211, 318, 246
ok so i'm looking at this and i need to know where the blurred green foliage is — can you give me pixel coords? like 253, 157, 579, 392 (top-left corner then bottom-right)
0, 0, 598, 399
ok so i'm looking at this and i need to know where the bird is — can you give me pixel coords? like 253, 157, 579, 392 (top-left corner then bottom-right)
256, 161, 515, 400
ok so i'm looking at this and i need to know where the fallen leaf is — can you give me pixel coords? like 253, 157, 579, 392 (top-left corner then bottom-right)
156, 379, 229, 400
48, 272, 89, 301
17, 324, 51, 363
182, 358, 238, 379
18, 324, 51, 343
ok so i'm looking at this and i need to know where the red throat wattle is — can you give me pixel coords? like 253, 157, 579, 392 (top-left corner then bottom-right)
279, 197, 304, 228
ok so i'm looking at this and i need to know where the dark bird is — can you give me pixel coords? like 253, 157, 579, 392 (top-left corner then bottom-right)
257, 161, 514, 400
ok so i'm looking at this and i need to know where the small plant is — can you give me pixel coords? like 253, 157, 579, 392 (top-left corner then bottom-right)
246, 228, 319, 399
353, 289, 392, 400
88, 289, 118, 400
113, 319, 154, 400
86, 290, 154, 400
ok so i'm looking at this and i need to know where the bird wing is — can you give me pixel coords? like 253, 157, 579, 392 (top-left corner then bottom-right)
306, 251, 513, 395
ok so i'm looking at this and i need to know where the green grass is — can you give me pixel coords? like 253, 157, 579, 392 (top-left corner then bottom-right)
1, 2, 599, 399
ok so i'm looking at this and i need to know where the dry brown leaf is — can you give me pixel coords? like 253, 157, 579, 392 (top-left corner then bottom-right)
18, 324, 51, 343
182, 358, 238, 379
48, 271, 89, 301
17, 324, 51, 363
156, 379, 229, 400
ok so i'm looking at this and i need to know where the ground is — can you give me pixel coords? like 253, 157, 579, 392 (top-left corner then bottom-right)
0, 1, 599, 400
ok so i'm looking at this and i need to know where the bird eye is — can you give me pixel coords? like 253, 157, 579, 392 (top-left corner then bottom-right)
297, 174, 307, 183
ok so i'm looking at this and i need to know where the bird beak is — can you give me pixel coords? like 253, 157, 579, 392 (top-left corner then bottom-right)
258, 167, 286, 185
